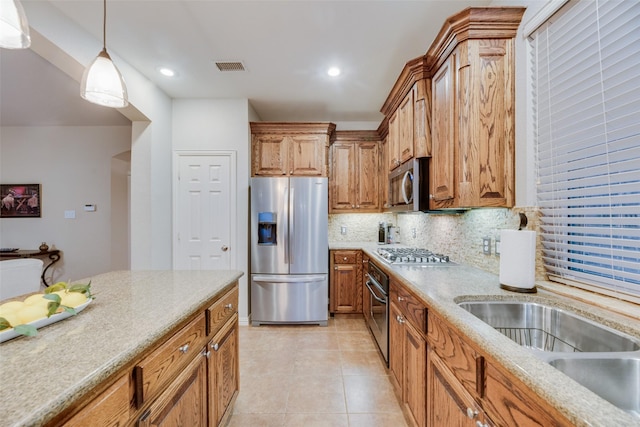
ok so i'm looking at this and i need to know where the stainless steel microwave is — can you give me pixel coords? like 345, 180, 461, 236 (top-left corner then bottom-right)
388, 158, 430, 212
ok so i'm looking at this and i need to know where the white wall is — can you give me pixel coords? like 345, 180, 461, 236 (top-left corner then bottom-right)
23, 0, 174, 271
0, 126, 131, 282
172, 99, 252, 323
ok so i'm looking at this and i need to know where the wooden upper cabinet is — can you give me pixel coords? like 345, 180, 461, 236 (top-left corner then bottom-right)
388, 111, 400, 171
427, 7, 523, 209
250, 122, 336, 177
398, 89, 414, 164
430, 53, 457, 206
329, 131, 381, 213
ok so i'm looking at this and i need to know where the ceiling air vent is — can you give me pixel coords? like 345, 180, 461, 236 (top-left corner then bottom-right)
214, 61, 246, 72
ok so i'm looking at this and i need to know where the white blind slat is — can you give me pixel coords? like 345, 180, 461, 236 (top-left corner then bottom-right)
533, 0, 640, 298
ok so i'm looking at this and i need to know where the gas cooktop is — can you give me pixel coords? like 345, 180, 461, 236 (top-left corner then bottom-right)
375, 247, 456, 265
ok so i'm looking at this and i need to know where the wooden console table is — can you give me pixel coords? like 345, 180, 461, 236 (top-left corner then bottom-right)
0, 249, 61, 287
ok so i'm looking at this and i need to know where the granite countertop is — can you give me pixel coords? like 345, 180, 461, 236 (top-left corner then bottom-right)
0, 270, 243, 427
331, 242, 640, 426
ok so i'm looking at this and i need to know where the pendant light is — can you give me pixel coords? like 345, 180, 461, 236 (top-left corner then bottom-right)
0, 0, 31, 49
80, 0, 128, 108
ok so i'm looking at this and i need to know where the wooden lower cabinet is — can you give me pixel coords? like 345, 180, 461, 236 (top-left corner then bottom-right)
329, 250, 362, 314
428, 350, 492, 427
138, 352, 208, 427
63, 374, 131, 427
208, 313, 240, 426
389, 282, 427, 427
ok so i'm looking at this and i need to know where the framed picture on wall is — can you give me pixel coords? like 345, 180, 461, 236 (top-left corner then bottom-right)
0, 184, 41, 218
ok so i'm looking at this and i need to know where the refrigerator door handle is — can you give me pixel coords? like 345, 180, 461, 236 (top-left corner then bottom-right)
289, 187, 295, 265
252, 274, 326, 284
283, 185, 289, 264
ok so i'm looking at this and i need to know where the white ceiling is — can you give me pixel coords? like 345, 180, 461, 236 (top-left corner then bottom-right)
1, 0, 496, 127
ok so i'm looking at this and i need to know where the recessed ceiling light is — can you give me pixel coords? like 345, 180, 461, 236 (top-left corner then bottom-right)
158, 67, 176, 77
327, 67, 341, 77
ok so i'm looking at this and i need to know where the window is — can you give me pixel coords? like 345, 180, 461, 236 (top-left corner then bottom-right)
531, 0, 640, 301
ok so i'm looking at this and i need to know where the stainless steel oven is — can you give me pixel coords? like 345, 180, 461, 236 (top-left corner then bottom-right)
364, 260, 389, 364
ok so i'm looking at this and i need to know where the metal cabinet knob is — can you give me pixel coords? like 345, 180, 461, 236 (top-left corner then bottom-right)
397, 296, 405, 302
343, 257, 347, 261
222, 245, 229, 252
211, 342, 219, 351
202, 349, 211, 358
467, 408, 478, 419
225, 303, 233, 309
475, 422, 488, 427
396, 315, 405, 324
179, 344, 189, 354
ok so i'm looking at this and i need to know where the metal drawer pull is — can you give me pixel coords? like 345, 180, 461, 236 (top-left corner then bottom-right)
179, 344, 189, 354
211, 342, 219, 351
225, 303, 233, 309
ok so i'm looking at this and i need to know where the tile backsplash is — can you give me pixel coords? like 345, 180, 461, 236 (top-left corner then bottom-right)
329, 207, 542, 278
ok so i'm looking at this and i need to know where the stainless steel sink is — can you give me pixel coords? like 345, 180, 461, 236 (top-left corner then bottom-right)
458, 301, 640, 353
549, 357, 640, 418
458, 300, 640, 417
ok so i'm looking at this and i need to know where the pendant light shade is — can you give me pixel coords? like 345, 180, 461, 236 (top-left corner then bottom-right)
0, 0, 31, 49
80, 0, 128, 108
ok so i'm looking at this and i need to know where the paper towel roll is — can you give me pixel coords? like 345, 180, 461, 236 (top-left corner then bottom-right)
499, 229, 536, 292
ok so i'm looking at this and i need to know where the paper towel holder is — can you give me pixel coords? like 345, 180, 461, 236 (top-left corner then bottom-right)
500, 283, 537, 293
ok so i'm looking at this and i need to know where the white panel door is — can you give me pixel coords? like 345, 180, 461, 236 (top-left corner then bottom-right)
174, 152, 236, 270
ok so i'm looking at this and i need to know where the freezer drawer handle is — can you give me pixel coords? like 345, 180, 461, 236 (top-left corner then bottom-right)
253, 274, 326, 283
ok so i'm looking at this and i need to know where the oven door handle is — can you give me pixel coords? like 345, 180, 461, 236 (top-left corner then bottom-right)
365, 280, 387, 305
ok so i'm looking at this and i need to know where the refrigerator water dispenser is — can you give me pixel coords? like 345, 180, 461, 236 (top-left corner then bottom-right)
258, 212, 277, 245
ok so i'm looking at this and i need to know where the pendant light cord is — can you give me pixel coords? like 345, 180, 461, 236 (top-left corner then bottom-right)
102, 0, 107, 50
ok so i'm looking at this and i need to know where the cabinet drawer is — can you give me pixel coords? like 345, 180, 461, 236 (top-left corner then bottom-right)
207, 286, 238, 337
333, 250, 358, 264
428, 312, 483, 397
63, 374, 130, 427
134, 313, 206, 406
390, 282, 427, 334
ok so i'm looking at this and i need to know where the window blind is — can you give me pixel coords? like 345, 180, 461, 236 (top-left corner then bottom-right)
531, 0, 640, 299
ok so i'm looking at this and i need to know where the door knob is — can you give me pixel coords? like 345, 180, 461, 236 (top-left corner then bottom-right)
222, 245, 229, 252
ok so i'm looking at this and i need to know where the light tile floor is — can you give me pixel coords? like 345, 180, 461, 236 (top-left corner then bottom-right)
228, 316, 409, 427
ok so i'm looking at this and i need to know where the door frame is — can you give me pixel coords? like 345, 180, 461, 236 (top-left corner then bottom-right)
172, 150, 237, 270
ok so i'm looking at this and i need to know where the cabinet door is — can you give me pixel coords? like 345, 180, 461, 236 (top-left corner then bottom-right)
289, 134, 325, 176
398, 89, 415, 164
209, 316, 239, 426
330, 263, 360, 313
413, 79, 432, 158
355, 142, 379, 210
252, 134, 288, 176
463, 39, 515, 207
388, 111, 400, 171
431, 53, 456, 207
330, 142, 356, 211
404, 320, 427, 427
63, 375, 130, 427
138, 351, 208, 427
388, 302, 404, 391
428, 351, 488, 427
381, 136, 389, 209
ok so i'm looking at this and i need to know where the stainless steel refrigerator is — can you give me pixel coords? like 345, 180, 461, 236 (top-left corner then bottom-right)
250, 177, 328, 326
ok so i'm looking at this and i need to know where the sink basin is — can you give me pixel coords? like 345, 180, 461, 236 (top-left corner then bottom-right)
458, 301, 640, 353
549, 357, 640, 418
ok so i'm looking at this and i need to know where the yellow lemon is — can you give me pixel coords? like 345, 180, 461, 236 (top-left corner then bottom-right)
1, 311, 21, 327
0, 301, 25, 313
24, 293, 49, 307
17, 304, 48, 324
61, 291, 88, 308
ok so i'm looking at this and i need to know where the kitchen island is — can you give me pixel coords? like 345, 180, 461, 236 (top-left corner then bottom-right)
0, 269, 243, 427
331, 242, 640, 427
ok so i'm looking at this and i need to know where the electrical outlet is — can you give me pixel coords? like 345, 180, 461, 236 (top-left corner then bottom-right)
412, 228, 417, 238
482, 237, 492, 255
340, 225, 347, 235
